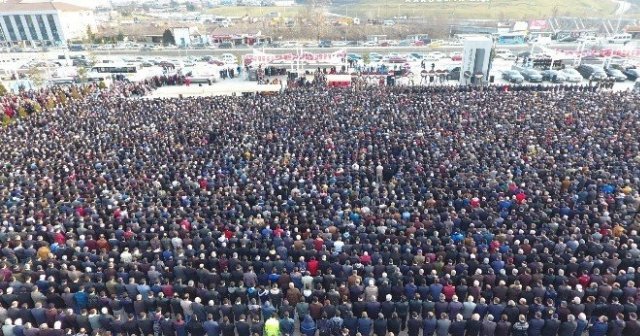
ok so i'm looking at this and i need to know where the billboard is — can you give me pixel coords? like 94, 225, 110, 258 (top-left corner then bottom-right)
460, 36, 492, 85
529, 20, 549, 31
244, 50, 347, 66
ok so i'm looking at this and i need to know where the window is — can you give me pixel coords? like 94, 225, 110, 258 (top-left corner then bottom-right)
13, 15, 27, 40
3, 16, 16, 41
25, 16, 38, 40
46, 14, 59, 42
36, 15, 49, 40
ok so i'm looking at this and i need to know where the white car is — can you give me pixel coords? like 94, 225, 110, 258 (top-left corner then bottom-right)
220, 53, 237, 64
362, 41, 378, 47
428, 51, 446, 59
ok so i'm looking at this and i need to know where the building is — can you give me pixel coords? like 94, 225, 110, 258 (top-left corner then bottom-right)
0, 0, 96, 47
209, 28, 270, 47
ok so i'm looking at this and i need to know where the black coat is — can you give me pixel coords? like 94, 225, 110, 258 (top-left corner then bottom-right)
186, 320, 205, 336
387, 317, 401, 335
449, 321, 466, 336
235, 320, 251, 336
466, 319, 482, 336
373, 318, 387, 336
407, 317, 422, 336
541, 318, 561, 336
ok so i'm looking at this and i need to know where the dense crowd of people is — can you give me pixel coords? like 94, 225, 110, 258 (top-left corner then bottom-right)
0, 85, 638, 336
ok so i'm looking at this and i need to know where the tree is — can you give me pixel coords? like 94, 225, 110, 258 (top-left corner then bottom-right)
116, 31, 125, 42
0, 83, 6, 96
86, 25, 96, 43
163, 29, 176, 46
186, 3, 197, 11
26, 66, 44, 87
77, 67, 88, 84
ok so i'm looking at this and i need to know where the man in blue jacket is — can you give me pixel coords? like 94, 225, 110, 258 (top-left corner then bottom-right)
527, 311, 545, 336
357, 312, 373, 336
589, 315, 608, 336
203, 314, 220, 336
422, 312, 437, 336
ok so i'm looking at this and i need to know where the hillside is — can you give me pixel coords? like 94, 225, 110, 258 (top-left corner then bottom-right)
331, 0, 624, 20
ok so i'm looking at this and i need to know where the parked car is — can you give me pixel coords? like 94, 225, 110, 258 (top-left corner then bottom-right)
347, 53, 362, 61
608, 33, 632, 44
541, 69, 567, 83
519, 68, 543, 82
428, 51, 446, 59
318, 40, 332, 48
624, 68, 640, 80
218, 42, 233, 49
369, 52, 383, 61
450, 52, 462, 61
604, 67, 627, 81
502, 70, 525, 83
576, 64, 607, 80
560, 68, 583, 82
362, 41, 378, 47
446, 67, 461, 80
409, 52, 424, 61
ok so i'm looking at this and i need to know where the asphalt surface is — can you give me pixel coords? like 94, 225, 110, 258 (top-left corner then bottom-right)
87, 43, 584, 57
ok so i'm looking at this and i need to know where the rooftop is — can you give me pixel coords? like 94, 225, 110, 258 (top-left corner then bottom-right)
0, 0, 91, 13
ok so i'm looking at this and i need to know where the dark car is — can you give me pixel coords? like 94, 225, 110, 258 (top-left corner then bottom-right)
218, 42, 233, 49
446, 67, 461, 80
541, 69, 566, 83
502, 70, 524, 83
519, 68, 543, 82
318, 40, 332, 48
576, 64, 607, 81
624, 68, 640, 80
604, 68, 627, 81
558, 36, 578, 43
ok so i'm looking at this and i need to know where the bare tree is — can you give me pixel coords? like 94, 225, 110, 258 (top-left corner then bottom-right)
26, 66, 44, 87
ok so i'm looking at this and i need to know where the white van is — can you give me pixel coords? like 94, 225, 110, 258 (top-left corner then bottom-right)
608, 33, 632, 44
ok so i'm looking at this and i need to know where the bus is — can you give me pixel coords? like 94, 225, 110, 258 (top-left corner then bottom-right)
497, 33, 527, 45
88, 62, 164, 83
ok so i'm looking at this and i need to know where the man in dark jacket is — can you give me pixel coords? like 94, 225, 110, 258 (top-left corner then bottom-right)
528, 312, 545, 336
448, 314, 466, 336
342, 311, 357, 336
407, 313, 422, 336
137, 312, 155, 335
159, 314, 175, 336
380, 295, 395, 319
495, 315, 512, 336
558, 314, 577, 336
480, 314, 497, 336
235, 315, 251, 336
203, 314, 220, 336
422, 312, 437, 336
623, 312, 640, 336
357, 312, 373, 336
122, 314, 139, 336
608, 313, 625, 336
541, 314, 561, 336
373, 313, 387, 336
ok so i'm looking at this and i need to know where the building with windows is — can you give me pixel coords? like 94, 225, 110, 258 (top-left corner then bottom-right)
0, 0, 96, 47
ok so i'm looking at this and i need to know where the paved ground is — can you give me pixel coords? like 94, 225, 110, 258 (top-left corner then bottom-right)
147, 58, 637, 98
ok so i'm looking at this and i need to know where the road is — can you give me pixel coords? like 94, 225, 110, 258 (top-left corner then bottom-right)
87, 43, 583, 58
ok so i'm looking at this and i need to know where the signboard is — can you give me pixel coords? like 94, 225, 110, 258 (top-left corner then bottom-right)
529, 20, 548, 31
404, 0, 490, 3
244, 50, 347, 66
